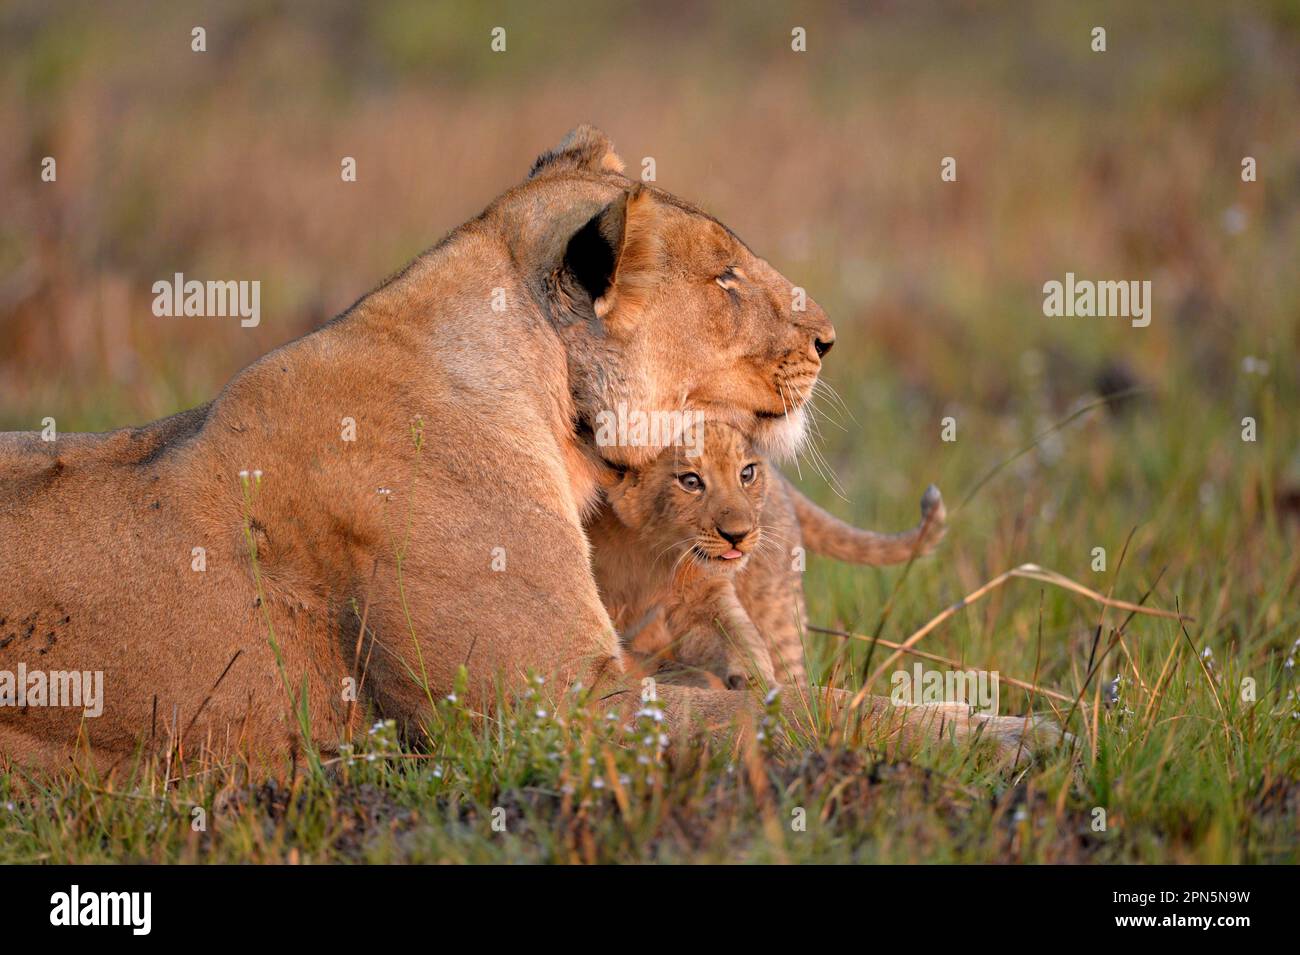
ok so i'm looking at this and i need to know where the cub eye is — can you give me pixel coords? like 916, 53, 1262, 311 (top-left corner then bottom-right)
677, 472, 704, 492
715, 266, 740, 290
739, 463, 757, 485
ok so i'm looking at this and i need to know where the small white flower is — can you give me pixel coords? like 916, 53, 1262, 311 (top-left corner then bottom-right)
592, 777, 605, 789
1104, 677, 1122, 706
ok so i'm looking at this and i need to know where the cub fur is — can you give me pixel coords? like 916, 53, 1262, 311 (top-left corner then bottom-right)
588, 421, 947, 688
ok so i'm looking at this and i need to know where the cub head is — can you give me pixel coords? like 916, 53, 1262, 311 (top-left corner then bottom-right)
606, 421, 767, 578
525, 126, 835, 469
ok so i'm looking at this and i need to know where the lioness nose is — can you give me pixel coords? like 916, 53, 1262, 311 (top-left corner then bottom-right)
717, 526, 750, 546
814, 334, 834, 358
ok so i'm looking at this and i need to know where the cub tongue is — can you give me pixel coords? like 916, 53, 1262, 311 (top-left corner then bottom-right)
721, 549, 743, 560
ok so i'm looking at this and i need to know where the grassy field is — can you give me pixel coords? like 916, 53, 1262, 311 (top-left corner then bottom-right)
1, 2, 1297, 863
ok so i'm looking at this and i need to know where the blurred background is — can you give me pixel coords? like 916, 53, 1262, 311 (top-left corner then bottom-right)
2, 1, 1297, 682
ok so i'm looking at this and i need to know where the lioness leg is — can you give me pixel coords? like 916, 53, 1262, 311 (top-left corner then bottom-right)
601, 681, 1065, 764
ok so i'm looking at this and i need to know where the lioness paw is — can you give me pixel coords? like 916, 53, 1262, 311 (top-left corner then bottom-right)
975, 713, 1072, 766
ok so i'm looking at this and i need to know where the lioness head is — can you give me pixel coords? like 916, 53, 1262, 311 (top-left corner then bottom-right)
524, 126, 835, 468
606, 421, 767, 579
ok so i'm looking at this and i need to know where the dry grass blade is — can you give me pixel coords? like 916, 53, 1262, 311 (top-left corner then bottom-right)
848, 563, 1188, 712
1011, 565, 1186, 621
810, 624, 1080, 707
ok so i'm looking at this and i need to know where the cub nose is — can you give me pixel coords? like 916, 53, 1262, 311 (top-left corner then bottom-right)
814, 335, 834, 358
717, 526, 749, 546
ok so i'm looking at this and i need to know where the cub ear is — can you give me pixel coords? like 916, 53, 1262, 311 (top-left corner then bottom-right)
529, 124, 625, 179
562, 184, 663, 321
602, 470, 644, 524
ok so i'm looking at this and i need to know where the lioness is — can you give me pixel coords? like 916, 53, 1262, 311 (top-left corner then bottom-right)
0, 126, 1057, 771
589, 421, 946, 689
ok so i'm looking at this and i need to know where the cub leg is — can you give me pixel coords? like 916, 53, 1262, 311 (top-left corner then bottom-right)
665, 577, 777, 689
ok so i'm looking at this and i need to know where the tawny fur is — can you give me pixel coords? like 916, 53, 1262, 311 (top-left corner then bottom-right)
589, 424, 777, 690
589, 422, 947, 688
0, 126, 1056, 772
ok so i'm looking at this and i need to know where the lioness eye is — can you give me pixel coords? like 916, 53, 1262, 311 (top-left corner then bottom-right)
740, 463, 757, 484
677, 473, 703, 492
715, 266, 739, 290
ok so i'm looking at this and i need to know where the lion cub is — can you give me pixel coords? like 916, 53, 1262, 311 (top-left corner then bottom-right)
588, 422, 947, 689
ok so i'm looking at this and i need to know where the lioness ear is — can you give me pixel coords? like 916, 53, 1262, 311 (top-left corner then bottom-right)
562, 185, 663, 322
529, 125, 625, 179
